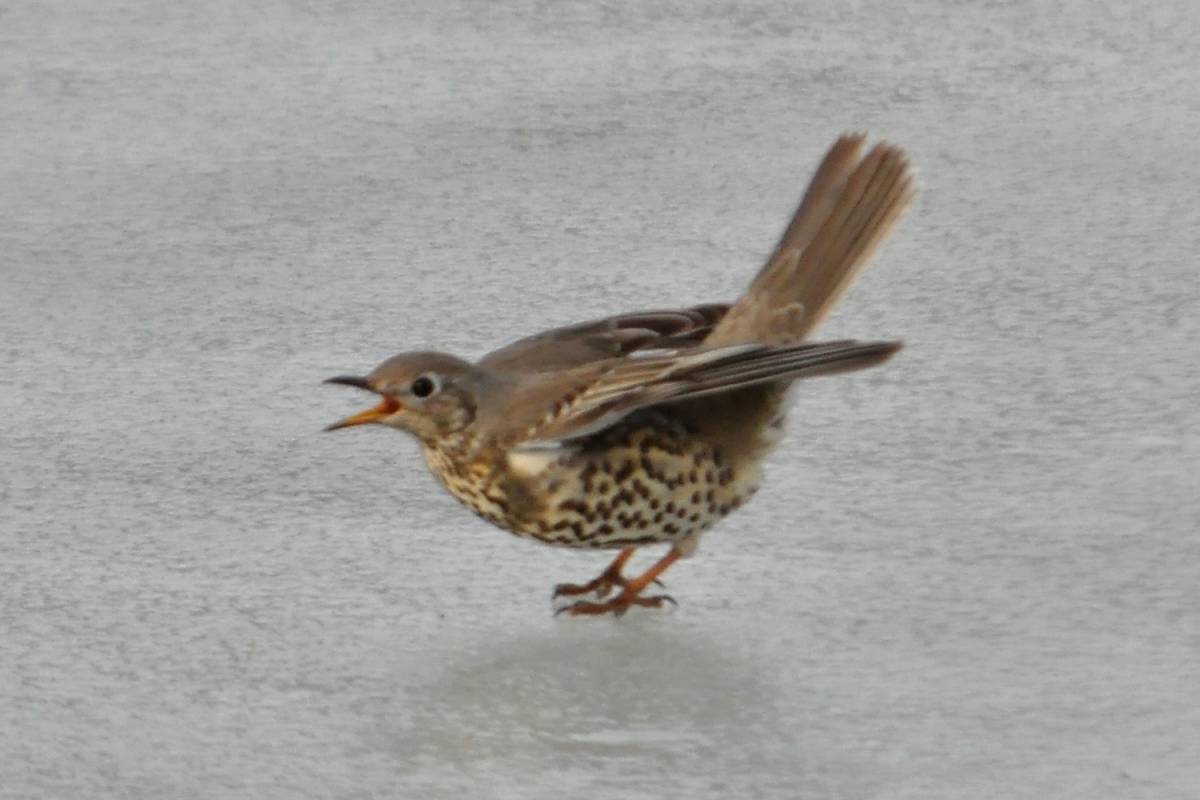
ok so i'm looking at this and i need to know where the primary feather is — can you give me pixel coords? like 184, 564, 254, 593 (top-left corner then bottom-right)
506, 339, 900, 447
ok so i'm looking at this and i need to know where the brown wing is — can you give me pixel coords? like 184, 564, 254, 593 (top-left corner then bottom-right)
478, 304, 728, 375
496, 339, 901, 448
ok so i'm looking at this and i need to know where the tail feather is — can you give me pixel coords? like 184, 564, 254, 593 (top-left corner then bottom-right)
706, 135, 915, 345
767, 134, 867, 264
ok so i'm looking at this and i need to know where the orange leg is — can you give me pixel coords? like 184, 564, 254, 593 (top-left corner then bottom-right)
552, 548, 636, 599
557, 547, 681, 617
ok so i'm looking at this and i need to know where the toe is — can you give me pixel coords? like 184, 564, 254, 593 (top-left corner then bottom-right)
554, 592, 677, 617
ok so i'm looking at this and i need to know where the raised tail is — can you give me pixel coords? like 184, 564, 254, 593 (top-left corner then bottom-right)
705, 134, 916, 346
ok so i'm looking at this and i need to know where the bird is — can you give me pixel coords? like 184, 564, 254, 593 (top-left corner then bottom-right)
324, 134, 916, 616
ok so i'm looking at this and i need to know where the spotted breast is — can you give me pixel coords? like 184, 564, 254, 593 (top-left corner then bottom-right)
422, 409, 764, 553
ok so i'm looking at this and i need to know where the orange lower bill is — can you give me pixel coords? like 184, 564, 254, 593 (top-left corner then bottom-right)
324, 396, 401, 431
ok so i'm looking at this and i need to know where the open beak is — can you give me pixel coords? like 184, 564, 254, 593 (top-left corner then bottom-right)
323, 376, 402, 431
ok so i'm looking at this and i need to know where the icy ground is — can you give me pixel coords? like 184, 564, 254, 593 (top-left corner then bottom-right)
2, 1, 1198, 797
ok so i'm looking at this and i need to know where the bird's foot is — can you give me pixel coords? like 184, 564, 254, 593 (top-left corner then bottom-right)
552, 547, 644, 600
552, 573, 664, 600
552, 573, 625, 599
552, 545, 682, 617
555, 590, 677, 618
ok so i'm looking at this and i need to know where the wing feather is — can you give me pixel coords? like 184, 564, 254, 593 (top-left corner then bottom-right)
506, 339, 900, 447
478, 304, 729, 375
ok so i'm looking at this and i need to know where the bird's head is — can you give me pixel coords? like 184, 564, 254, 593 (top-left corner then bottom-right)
324, 351, 480, 444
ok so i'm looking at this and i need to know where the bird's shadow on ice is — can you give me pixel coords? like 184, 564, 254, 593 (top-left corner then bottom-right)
374, 621, 802, 780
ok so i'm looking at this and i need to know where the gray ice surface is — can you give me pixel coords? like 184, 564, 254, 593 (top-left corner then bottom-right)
2, 1, 1199, 798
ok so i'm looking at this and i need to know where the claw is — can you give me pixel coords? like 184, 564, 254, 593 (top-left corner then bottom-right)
552, 574, 664, 600
552, 547, 637, 600
552, 546, 681, 617
552, 576, 618, 599
555, 593, 676, 618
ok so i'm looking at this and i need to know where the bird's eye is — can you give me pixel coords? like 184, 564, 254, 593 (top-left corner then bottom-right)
410, 375, 438, 398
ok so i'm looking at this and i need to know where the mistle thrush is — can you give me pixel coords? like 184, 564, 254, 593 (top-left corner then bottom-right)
325, 134, 916, 616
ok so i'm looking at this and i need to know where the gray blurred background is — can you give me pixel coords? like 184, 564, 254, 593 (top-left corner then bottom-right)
2, 1, 1198, 798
